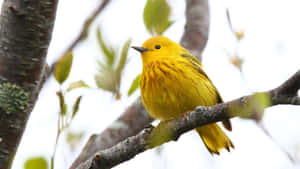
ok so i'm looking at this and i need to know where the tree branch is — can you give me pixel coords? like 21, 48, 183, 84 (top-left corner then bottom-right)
0, 0, 58, 168
70, 0, 211, 168
76, 69, 300, 169
225, 8, 296, 162
181, 0, 210, 61
70, 98, 152, 169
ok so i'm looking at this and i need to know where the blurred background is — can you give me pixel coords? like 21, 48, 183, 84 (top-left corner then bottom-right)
0, 0, 299, 168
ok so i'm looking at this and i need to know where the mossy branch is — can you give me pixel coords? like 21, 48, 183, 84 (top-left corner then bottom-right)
76, 69, 300, 169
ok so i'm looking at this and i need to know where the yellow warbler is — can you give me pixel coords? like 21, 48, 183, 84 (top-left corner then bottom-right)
132, 36, 234, 154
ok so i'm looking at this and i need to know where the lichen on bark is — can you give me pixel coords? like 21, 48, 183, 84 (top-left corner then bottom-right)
0, 82, 29, 114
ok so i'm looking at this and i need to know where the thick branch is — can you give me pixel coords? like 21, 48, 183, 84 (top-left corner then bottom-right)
70, 0, 211, 168
70, 98, 152, 169
77, 69, 300, 169
0, 0, 58, 168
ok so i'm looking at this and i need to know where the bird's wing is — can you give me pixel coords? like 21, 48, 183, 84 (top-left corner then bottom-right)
180, 52, 232, 131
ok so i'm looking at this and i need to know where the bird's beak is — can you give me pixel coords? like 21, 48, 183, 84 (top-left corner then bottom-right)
131, 46, 148, 53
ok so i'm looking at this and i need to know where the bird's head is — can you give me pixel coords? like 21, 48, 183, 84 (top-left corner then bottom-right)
132, 36, 186, 64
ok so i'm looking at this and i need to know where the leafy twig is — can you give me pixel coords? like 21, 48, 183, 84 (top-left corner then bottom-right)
51, 91, 82, 169
48, 0, 112, 79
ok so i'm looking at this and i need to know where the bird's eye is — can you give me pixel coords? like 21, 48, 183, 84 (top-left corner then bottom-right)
155, 45, 161, 49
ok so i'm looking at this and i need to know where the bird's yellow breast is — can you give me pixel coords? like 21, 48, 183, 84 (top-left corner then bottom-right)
140, 58, 220, 121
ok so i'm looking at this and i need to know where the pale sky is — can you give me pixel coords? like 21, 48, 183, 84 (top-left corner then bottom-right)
0, 0, 299, 169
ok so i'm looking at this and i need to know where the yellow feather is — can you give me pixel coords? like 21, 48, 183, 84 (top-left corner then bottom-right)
137, 36, 234, 154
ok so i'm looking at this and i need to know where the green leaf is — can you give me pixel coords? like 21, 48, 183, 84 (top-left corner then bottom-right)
128, 74, 141, 96
71, 95, 82, 119
24, 157, 48, 169
95, 39, 131, 99
56, 91, 67, 116
54, 51, 73, 84
96, 27, 116, 66
66, 131, 84, 150
95, 68, 117, 93
143, 0, 173, 35
115, 39, 131, 95
67, 80, 90, 92
116, 39, 131, 75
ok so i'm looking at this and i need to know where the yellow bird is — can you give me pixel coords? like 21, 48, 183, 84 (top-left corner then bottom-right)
132, 36, 234, 154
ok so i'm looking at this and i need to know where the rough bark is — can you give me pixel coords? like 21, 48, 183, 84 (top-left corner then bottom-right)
70, 98, 152, 169
69, 0, 210, 168
0, 0, 58, 168
77, 69, 300, 169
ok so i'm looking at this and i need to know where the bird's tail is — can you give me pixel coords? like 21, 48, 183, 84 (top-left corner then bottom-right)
196, 123, 234, 155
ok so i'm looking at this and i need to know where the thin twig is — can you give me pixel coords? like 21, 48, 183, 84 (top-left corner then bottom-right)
51, 109, 61, 169
226, 8, 233, 33
257, 121, 295, 163
48, 0, 111, 78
